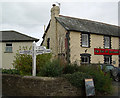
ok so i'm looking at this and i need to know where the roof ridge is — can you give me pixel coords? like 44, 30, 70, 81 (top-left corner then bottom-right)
59, 15, 119, 28
14, 30, 39, 40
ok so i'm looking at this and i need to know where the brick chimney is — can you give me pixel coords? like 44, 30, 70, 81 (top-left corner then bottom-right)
51, 4, 60, 18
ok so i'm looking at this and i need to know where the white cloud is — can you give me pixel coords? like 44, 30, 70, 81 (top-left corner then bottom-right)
0, 1, 119, 45
60, 2, 118, 25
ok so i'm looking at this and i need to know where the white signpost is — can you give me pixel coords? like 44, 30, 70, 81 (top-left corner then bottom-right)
19, 41, 51, 76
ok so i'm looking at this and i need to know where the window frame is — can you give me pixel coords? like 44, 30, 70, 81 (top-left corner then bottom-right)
81, 33, 90, 48
81, 56, 90, 64
47, 38, 50, 49
104, 36, 111, 49
80, 53, 91, 64
5, 43, 13, 53
104, 55, 112, 64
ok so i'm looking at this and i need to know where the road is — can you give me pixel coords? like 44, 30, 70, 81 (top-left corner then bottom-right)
112, 81, 120, 97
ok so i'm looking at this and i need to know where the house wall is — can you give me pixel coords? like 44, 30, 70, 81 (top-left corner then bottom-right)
42, 5, 120, 67
69, 31, 119, 67
111, 37, 119, 67
57, 21, 67, 55
1, 42, 32, 69
42, 20, 58, 57
42, 5, 67, 58
42, 20, 67, 58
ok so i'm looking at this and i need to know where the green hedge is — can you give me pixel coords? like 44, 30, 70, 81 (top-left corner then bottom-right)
2, 69, 20, 75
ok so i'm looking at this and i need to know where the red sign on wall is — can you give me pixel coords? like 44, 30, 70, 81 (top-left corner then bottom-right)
94, 48, 120, 55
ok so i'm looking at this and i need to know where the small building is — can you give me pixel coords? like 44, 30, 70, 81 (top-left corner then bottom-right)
0, 30, 39, 69
41, 4, 120, 67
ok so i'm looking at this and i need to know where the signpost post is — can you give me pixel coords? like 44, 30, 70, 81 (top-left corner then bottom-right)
19, 41, 51, 76
32, 41, 36, 76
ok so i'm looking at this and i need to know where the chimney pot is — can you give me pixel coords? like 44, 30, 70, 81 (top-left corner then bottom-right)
52, 4, 56, 6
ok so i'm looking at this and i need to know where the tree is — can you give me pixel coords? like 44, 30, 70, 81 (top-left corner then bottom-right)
13, 46, 52, 75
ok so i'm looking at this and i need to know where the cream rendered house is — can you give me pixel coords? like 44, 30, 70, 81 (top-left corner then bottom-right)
0, 30, 39, 69
41, 4, 120, 67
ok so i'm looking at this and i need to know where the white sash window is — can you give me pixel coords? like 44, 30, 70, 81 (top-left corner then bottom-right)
5, 43, 12, 53
82, 34, 89, 47
104, 36, 110, 49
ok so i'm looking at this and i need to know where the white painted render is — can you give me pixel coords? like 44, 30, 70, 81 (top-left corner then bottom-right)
1, 42, 33, 69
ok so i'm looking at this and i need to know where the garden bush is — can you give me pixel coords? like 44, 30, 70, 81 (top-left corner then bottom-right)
13, 47, 52, 75
78, 65, 113, 94
38, 59, 63, 77
63, 72, 92, 88
62, 64, 112, 94
63, 63, 80, 74
2, 69, 20, 75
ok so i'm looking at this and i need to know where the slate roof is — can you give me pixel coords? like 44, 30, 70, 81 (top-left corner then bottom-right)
56, 15, 120, 37
0, 30, 39, 42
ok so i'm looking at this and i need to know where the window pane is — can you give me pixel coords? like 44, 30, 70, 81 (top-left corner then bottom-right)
104, 36, 110, 48
82, 34, 88, 47
81, 56, 89, 64
104, 56, 110, 64
81, 57, 85, 62
47, 38, 50, 49
84, 57, 88, 62
6, 47, 12, 52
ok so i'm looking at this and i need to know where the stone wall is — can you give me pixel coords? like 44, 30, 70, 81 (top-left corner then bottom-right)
2, 74, 84, 96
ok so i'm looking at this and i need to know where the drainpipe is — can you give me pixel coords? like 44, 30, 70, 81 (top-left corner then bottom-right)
66, 31, 70, 63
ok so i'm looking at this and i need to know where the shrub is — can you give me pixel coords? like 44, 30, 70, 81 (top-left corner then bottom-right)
13, 47, 52, 75
2, 69, 20, 75
63, 72, 92, 88
38, 59, 63, 77
63, 63, 80, 74
13, 53, 32, 75
78, 65, 113, 94
63, 65, 112, 94
36, 54, 52, 73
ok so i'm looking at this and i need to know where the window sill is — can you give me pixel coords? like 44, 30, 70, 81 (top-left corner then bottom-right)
81, 46, 90, 48
4, 52, 13, 53
104, 48, 111, 49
